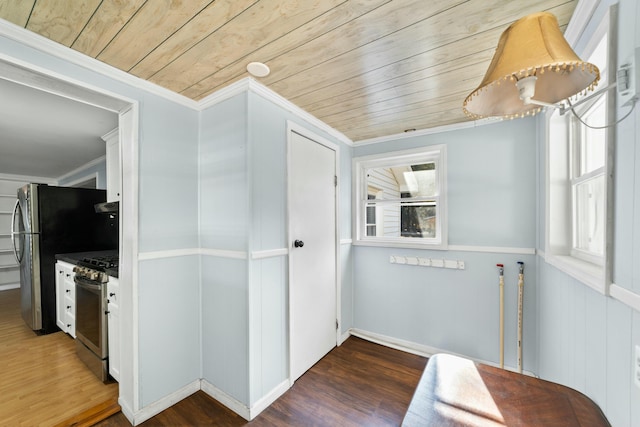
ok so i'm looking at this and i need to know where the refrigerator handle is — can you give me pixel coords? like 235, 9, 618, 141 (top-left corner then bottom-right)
10, 198, 22, 264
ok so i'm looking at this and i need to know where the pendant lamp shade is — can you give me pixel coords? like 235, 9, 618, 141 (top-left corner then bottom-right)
463, 12, 600, 119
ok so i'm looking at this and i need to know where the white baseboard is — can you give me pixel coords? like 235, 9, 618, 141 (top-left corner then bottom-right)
200, 378, 290, 421
349, 328, 536, 376
0, 283, 19, 291
339, 330, 351, 345
118, 398, 135, 426
130, 380, 200, 426
200, 380, 250, 420
248, 380, 290, 420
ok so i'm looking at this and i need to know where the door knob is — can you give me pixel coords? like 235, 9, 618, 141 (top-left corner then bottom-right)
294, 240, 304, 248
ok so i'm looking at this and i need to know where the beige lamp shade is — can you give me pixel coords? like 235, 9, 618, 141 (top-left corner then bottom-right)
463, 12, 600, 119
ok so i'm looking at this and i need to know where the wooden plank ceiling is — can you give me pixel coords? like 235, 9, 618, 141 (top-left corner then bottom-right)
0, 0, 577, 142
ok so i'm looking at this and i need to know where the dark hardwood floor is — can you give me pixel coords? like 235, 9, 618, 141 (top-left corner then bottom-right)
96, 336, 427, 426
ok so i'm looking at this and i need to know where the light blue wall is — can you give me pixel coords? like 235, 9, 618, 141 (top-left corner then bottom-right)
58, 158, 107, 189
0, 32, 200, 411
199, 93, 250, 404
352, 119, 538, 370
138, 256, 201, 405
199, 90, 352, 407
535, 1, 640, 425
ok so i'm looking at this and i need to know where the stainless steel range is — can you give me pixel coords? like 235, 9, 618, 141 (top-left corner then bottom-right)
74, 254, 118, 382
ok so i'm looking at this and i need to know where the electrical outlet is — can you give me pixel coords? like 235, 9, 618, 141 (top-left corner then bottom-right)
635, 345, 640, 389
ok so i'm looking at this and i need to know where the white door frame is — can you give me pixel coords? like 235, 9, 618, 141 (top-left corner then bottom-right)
0, 53, 140, 415
286, 120, 341, 385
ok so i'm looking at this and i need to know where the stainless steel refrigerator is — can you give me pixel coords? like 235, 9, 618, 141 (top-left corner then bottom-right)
11, 184, 118, 334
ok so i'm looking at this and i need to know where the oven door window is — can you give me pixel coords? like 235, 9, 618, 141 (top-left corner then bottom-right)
75, 277, 106, 358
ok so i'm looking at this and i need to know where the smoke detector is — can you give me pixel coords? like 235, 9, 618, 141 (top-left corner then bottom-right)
247, 62, 270, 78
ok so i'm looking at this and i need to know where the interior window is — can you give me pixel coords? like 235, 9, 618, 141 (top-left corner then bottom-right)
354, 146, 446, 249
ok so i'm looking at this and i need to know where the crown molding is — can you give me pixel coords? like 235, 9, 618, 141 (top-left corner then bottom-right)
0, 18, 199, 110
246, 78, 353, 146
55, 155, 106, 182
353, 117, 503, 146
0, 172, 56, 184
198, 77, 353, 146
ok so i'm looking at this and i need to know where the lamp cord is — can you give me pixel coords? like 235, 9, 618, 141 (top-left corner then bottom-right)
567, 97, 636, 129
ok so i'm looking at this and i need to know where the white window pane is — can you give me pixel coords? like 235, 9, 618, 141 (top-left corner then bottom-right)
366, 163, 436, 199
365, 201, 436, 239
574, 175, 604, 255
401, 202, 436, 238
579, 97, 606, 175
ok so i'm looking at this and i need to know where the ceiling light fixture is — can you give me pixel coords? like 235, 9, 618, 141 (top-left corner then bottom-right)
463, 12, 600, 120
246, 62, 270, 78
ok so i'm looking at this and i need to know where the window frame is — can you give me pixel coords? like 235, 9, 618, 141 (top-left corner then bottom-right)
353, 145, 447, 249
544, 4, 616, 294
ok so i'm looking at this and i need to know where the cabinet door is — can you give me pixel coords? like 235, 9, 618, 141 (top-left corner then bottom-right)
107, 277, 120, 381
55, 264, 66, 332
55, 261, 75, 336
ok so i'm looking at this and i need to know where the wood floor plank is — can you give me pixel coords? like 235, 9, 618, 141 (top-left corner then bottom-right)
0, 289, 118, 426
96, 336, 427, 426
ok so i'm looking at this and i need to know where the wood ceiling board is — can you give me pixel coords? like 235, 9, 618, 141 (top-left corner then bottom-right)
285, 38, 496, 107
269, 0, 574, 104
97, 0, 214, 72
71, 0, 146, 58
294, 49, 494, 113
0, 1, 34, 27
26, 0, 101, 47
348, 110, 471, 141
326, 89, 474, 130
149, 0, 346, 94
0, 0, 579, 146
182, 0, 392, 100
239, 0, 466, 93
321, 95, 475, 138
130, 0, 259, 80
309, 64, 486, 121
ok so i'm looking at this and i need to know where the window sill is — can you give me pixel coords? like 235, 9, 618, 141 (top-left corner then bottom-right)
543, 253, 606, 295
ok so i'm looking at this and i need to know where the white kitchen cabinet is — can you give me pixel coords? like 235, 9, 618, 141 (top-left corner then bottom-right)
55, 261, 76, 337
102, 128, 121, 203
107, 276, 120, 381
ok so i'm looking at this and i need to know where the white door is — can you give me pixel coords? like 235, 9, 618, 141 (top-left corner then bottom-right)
289, 128, 337, 383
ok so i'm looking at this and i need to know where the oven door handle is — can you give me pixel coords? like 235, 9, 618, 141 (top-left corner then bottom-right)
74, 276, 104, 291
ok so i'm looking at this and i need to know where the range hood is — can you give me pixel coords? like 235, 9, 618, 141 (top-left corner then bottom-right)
94, 200, 119, 214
